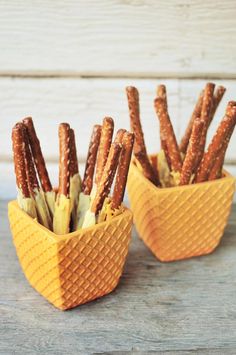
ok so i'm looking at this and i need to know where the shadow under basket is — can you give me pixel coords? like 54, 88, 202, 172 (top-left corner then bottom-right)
8, 201, 132, 310
127, 161, 235, 262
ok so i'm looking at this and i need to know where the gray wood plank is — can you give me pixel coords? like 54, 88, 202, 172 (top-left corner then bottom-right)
0, 200, 236, 354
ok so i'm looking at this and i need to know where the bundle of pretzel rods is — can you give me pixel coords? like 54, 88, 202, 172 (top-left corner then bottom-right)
12, 117, 134, 234
126, 83, 236, 187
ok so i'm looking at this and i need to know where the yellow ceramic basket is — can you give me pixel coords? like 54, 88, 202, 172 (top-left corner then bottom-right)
127, 160, 235, 262
8, 201, 132, 310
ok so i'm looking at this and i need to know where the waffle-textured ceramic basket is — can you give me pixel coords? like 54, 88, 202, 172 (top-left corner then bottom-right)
127, 159, 235, 262
8, 201, 132, 310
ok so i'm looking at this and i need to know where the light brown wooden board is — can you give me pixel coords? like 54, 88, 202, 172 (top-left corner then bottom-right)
0, 200, 236, 353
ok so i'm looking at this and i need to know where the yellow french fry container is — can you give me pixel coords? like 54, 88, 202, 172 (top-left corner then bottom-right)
127, 160, 235, 262
8, 201, 132, 310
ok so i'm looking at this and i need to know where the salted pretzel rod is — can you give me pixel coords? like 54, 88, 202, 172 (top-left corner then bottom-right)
179, 90, 204, 154
91, 142, 122, 215
194, 83, 215, 170
208, 124, 235, 181
154, 97, 182, 172
156, 85, 171, 169
12, 124, 31, 198
95, 117, 114, 185
179, 118, 204, 186
58, 123, 71, 197
208, 85, 226, 127
126, 86, 160, 185
22, 117, 52, 193
82, 125, 102, 195
195, 103, 236, 183
111, 132, 134, 210
114, 129, 126, 144
69, 128, 79, 177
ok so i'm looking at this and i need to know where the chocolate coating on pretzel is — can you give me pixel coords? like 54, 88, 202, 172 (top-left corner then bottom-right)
58, 123, 71, 197
154, 97, 182, 172
23, 117, 52, 192
114, 129, 126, 144
12, 124, 30, 198
82, 124, 101, 194
91, 142, 121, 215
69, 128, 79, 177
111, 131, 134, 209
95, 117, 114, 184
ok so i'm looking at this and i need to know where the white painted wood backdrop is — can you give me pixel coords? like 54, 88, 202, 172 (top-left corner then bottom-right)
0, 0, 236, 198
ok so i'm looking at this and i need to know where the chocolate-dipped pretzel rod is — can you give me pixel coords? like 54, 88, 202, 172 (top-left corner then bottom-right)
195, 102, 236, 183
179, 90, 204, 154
82, 124, 102, 195
154, 97, 182, 172
12, 124, 31, 198
91, 142, 122, 215
69, 128, 79, 177
114, 129, 126, 144
194, 83, 215, 170
58, 123, 71, 197
95, 117, 114, 185
209, 85, 226, 126
111, 132, 134, 210
126, 86, 160, 185
179, 118, 204, 186
22, 117, 52, 193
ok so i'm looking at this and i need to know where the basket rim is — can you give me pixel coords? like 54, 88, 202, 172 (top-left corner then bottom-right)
8, 200, 133, 243
130, 155, 235, 194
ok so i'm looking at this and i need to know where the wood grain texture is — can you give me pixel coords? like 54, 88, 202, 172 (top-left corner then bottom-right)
1, 77, 235, 162
0, 0, 236, 77
0, 199, 236, 353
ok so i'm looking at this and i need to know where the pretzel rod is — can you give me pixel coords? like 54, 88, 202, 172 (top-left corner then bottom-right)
126, 86, 160, 185
194, 83, 215, 170
179, 118, 204, 185
12, 124, 31, 198
208, 123, 235, 181
95, 117, 114, 185
209, 85, 226, 126
149, 154, 158, 173
114, 129, 126, 144
22, 117, 52, 192
157, 85, 167, 105
69, 128, 79, 177
21, 124, 40, 196
111, 132, 134, 210
195, 106, 236, 183
179, 90, 204, 154
91, 142, 121, 215
154, 97, 182, 172
58, 123, 71, 197
82, 124, 102, 195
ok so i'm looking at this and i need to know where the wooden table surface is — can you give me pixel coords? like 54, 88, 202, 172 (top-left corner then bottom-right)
0, 199, 236, 354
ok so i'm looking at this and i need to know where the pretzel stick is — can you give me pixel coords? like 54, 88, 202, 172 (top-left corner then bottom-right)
156, 85, 172, 169
208, 124, 235, 180
179, 118, 204, 185
82, 125, 101, 195
53, 123, 71, 234
208, 85, 226, 127
126, 86, 160, 185
195, 105, 236, 183
111, 132, 134, 210
12, 124, 37, 219
95, 117, 114, 185
114, 129, 126, 144
22, 117, 52, 192
69, 128, 79, 176
91, 142, 121, 215
149, 154, 158, 173
194, 83, 215, 171
179, 90, 204, 154
12, 124, 31, 198
154, 97, 182, 172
